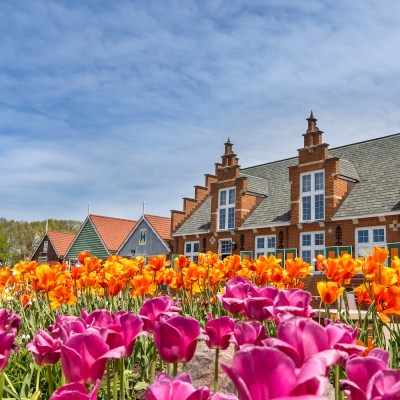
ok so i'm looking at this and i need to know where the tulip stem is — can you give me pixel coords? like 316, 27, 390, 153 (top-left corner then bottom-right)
214, 348, 220, 393
35, 367, 41, 393
172, 363, 178, 377
334, 365, 340, 400
113, 359, 120, 400
47, 365, 54, 397
120, 359, 125, 400
106, 361, 111, 400
150, 344, 157, 383
0, 371, 4, 400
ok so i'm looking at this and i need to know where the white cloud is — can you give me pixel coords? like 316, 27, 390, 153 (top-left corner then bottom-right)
1, 0, 400, 221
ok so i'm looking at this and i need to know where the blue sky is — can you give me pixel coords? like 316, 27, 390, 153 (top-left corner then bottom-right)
1, 0, 400, 222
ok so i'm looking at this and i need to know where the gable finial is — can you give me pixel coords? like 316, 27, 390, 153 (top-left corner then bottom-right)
310, 110, 314, 118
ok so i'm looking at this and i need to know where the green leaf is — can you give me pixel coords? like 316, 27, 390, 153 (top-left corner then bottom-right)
134, 381, 148, 391
29, 390, 41, 400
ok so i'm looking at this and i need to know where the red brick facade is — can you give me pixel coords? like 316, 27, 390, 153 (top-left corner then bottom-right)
171, 115, 400, 267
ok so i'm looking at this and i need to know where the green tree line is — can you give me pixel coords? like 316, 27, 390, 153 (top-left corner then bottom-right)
0, 218, 82, 266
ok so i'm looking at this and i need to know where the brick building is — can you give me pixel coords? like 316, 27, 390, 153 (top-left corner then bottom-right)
171, 113, 400, 270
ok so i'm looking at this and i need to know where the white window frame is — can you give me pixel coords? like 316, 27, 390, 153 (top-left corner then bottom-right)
300, 231, 325, 270
218, 187, 236, 231
255, 235, 276, 258
43, 241, 49, 254
184, 241, 199, 263
300, 170, 325, 222
219, 239, 232, 259
355, 226, 386, 258
38, 256, 47, 263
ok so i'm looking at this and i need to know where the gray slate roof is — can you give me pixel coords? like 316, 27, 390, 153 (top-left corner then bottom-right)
174, 133, 400, 234
174, 196, 211, 236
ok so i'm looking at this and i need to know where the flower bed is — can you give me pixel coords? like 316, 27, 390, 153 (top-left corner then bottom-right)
0, 247, 399, 399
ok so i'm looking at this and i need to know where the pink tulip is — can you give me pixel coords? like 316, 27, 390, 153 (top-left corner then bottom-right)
365, 370, 400, 400
139, 296, 180, 332
211, 394, 239, 400
50, 379, 100, 400
0, 309, 20, 372
61, 330, 124, 384
217, 277, 258, 315
221, 346, 328, 400
273, 289, 316, 321
0, 309, 21, 334
243, 286, 278, 321
81, 309, 113, 327
340, 349, 389, 400
205, 316, 235, 350
27, 330, 61, 365
154, 316, 204, 364
230, 321, 268, 350
146, 373, 211, 400
325, 321, 364, 362
263, 316, 346, 368
48, 314, 86, 343
107, 311, 147, 357
0, 330, 17, 372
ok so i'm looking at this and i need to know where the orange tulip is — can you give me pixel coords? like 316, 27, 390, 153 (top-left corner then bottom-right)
317, 281, 345, 304
372, 284, 400, 323
48, 285, 77, 310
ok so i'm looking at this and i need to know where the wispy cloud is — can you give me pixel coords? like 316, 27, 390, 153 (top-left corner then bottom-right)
1, 0, 400, 221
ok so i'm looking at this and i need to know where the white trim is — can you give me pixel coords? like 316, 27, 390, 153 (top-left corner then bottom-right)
121, 216, 170, 253
238, 222, 290, 230
300, 169, 325, 222
300, 231, 325, 269
332, 210, 400, 221
298, 159, 325, 167
184, 241, 200, 262
325, 195, 342, 200
354, 226, 386, 258
218, 187, 236, 231
254, 235, 276, 258
218, 238, 233, 258
217, 178, 236, 184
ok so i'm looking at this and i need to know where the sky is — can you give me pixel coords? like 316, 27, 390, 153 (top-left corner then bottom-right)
1, 0, 400, 223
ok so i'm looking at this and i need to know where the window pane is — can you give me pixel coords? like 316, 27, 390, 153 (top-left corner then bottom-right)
228, 189, 235, 205
193, 242, 199, 252
185, 243, 191, 253
315, 233, 324, 246
302, 175, 311, 192
256, 252, 264, 258
302, 250, 311, 263
221, 240, 232, 254
267, 237, 275, 248
358, 230, 368, 243
315, 194, 324, 220
257, 237, 265, 249
302, 234, 311, 247
373, 229, 385, 243
219, 209, 226, 230
315, 172, 324, 190
192, 256, 199, 263
314, 249, 324, 258
267, 251, 275, 256
302, 196, 311, 221
219, 190, 226, 206
228, 207, 235, 229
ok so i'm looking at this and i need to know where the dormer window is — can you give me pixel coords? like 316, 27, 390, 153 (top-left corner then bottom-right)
218, 187, 235, 230
300, 170, 324, 222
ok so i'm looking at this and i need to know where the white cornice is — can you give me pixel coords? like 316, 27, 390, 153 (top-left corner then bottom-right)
332, 210, 400, 221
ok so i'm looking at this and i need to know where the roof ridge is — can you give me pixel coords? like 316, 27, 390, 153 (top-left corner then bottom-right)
90, 214, 137, 223
145, 214, 171, 220
241, 132, 400, 171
